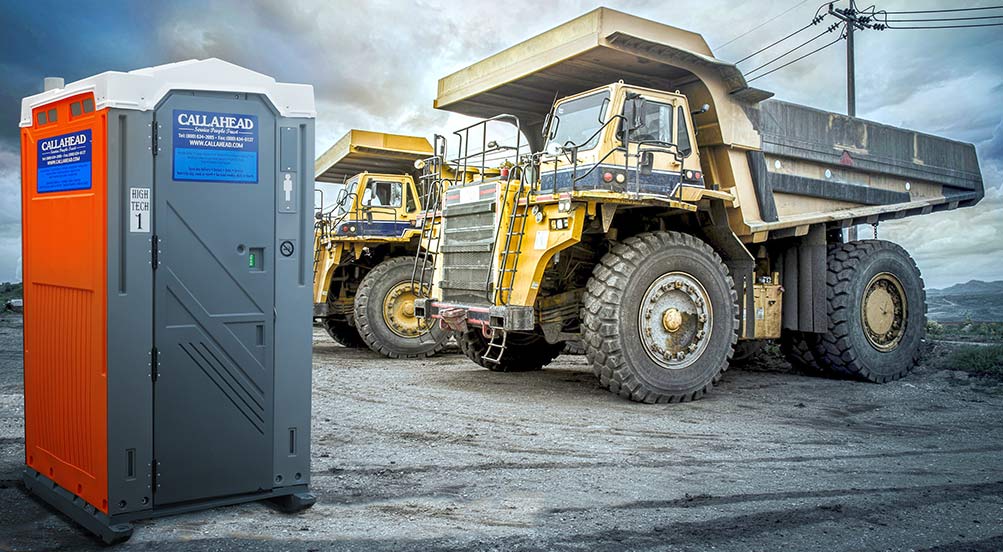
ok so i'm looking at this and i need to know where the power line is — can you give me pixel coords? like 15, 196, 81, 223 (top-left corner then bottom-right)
882, 5, 1003, 15
747, 32, 845, 82
714, 0, 813, 50
887, 22, 1003, 29
744, 26, 840, 76
734, 15, 827, 64
885, 15, 1003, 22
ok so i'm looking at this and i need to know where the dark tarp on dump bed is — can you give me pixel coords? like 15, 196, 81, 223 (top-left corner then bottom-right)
754, 100, 983, 202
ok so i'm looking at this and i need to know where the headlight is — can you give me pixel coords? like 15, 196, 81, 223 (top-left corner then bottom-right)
558, 198, 572, 212
535, 210, 545, 223
414, 159, 426, 170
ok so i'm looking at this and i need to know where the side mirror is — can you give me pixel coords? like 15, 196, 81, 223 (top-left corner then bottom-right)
639, 151, 654, 176
691, 103, 710, 116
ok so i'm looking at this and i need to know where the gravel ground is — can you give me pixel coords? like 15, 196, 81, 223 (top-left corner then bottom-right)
2, 315, 1003, 551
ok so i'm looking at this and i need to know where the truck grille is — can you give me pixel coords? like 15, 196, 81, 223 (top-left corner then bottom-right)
439, 185, 496, 304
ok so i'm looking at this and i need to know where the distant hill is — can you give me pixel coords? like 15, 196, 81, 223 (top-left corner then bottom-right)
928, 280, 1003, 298
927, 280, 1003, 323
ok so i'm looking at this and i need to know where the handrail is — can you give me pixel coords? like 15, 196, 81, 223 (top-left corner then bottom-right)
450, 114, 523, 186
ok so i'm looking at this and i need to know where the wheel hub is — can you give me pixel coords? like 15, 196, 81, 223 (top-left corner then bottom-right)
639, 272, 713, 370
383, 282, 432, 339
862, 272, 907, 352
662, 308, 683, 332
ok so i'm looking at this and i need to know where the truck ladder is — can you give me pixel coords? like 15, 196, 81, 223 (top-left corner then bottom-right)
312, 218, 330, 286
491, 167, 532, 306
412, 144, 447, 293
481, 327, 508, 365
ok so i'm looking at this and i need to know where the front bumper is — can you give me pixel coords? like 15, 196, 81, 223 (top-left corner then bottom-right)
414, 299, 534, 331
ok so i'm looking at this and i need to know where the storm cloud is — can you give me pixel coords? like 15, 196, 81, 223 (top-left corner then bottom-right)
1, 0, 1000, 287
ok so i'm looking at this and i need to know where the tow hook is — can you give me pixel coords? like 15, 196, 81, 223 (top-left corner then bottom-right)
439, 307, 468, 332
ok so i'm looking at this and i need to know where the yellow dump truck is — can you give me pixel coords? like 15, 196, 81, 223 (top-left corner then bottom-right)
413, 8, 986, 403
313, 130, 451, 358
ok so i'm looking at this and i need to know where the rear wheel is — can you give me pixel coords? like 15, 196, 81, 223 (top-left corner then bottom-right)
731, 340, 764, 364
355, 257, 450, 359
458, 329, 564, 372
812, 240, 925, 382
582, 231, 738, 403
779, 331, 823, 372
322, 318, 366, 348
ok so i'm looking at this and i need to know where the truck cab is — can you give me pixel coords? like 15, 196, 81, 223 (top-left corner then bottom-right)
538, 83, 705, 197
325, 171, 422, 239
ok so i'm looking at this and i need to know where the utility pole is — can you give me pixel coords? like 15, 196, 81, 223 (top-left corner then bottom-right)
845, 10, 855, 117
828, 0, 871, 239
828, 0, 868, 117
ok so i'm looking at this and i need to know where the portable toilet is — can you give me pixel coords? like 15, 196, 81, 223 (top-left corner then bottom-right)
19, 59, 316, 543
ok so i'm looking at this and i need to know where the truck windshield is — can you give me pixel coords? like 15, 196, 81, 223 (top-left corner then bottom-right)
547, 91, 609, 152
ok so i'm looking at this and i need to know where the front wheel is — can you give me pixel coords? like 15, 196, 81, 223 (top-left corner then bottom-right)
582, 231, 738, 403
458, 329, 564, 372
322, 318, 366, 348
354, 257, 450, 359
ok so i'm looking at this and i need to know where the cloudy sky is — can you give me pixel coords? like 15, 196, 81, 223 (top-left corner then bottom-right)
1, 0, 1000, 288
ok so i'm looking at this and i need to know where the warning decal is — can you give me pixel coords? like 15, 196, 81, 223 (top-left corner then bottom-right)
130, 188, 151, 233
173, 110, 258, 183
37, 129, 92, 193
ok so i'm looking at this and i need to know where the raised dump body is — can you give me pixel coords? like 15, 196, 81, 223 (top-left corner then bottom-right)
315, 129, 434, 185
415, 7, 987, 403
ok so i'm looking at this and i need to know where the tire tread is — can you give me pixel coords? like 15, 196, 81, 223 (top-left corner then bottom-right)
582, 231, 739, 403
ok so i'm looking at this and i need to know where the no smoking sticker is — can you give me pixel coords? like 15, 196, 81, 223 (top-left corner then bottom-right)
130, 187, 151, 233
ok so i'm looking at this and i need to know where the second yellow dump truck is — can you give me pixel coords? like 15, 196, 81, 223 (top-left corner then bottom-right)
313, 130, 451, 358
413, 8, 986, 403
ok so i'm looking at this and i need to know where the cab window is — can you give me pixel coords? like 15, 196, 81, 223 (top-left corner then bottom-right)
676, 105, 692, 155
548, 91, 610, 151
630, 100, 674, 144
362, 180, 403, 208
405, 186, 417, 212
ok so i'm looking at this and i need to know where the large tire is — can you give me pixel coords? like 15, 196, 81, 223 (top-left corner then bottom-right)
731, 340, 765, 364
354, 257, 450, 359
780, 331, 823, 372
458, 329, 564, 372
582, 231, 739, 403
811, 240, 925, 382
322, 318, 366, 348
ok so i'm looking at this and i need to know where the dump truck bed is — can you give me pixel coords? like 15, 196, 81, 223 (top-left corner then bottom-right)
433, 7, 984, 239
747, 99, 983, 234
315, 129, 432, 183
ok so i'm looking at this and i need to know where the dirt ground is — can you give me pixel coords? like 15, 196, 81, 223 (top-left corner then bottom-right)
2, 314, 1003, 551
